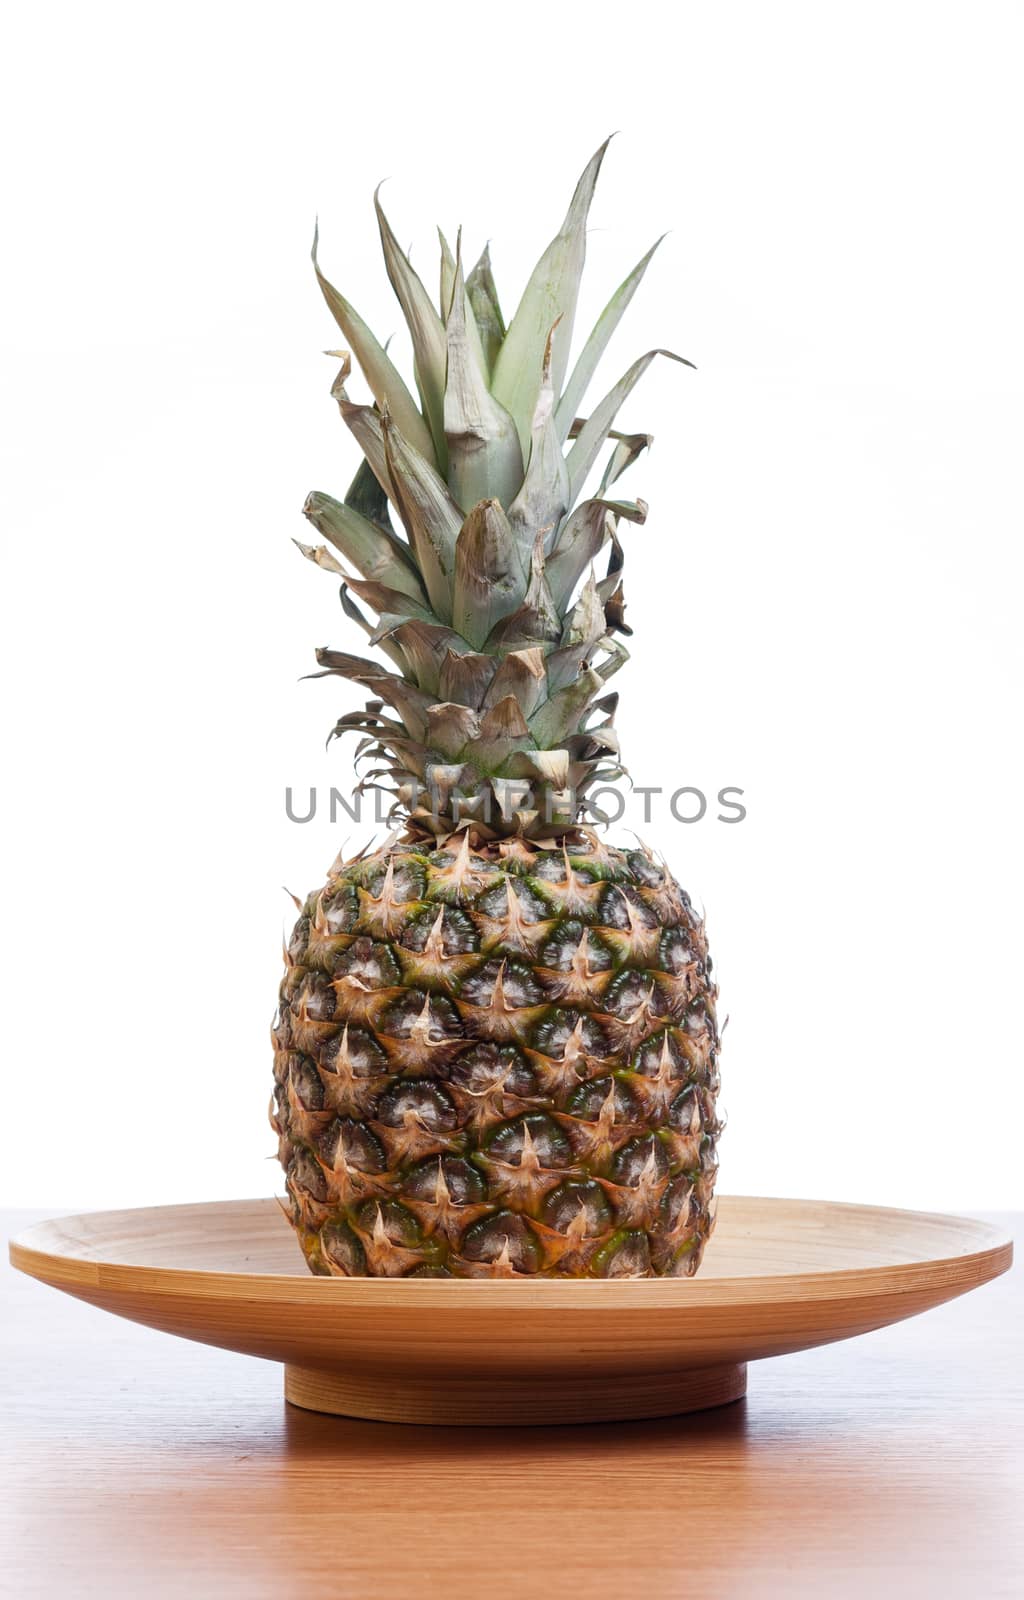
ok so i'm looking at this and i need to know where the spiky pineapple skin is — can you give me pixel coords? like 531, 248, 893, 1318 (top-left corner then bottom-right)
272, 832, 721, 1278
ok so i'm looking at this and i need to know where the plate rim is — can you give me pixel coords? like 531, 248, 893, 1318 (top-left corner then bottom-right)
9, 1194, 1013, 1310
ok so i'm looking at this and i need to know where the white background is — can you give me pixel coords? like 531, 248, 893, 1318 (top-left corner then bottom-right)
2, 1, 1021, 1211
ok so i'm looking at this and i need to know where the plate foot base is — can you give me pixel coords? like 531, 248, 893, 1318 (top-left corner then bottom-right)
284, 1360, 748, 1426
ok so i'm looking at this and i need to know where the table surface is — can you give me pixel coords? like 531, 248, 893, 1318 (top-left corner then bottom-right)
3, 1207, 1021, 1600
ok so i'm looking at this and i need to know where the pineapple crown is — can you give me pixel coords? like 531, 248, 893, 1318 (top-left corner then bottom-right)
298, 139, 691, 842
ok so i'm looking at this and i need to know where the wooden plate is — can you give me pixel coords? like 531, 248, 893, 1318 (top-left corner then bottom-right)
9, 1196, 1011, 1426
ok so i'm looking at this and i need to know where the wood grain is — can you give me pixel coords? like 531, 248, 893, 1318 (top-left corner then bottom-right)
2, 1207, 1020, 1598
284, 1357, 749, 1424
8, 1196, 1010, 1425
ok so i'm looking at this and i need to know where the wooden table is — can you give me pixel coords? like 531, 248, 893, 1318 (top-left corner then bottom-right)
4, 1209, 1021, 1599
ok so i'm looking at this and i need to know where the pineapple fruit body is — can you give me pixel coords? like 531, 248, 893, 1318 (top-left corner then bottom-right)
273, 833, 720, 1278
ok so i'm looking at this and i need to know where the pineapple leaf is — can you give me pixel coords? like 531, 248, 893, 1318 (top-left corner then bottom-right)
426, 702, 482, 759
543, 638, 592, 694
555, 237, 665, 442
491, 138, 610, 454
593, 634, 630, 680
507, 320, 570, 552
560, 569, 606, 651
438, 227, 457, 323
338, 584, 408, 671
301, 492, 425, 602
292, 537, 346, 576
438, 649, 498, 708
444, 247, 525, 513
344, 457, 396, 535
312, 646, 394, 678
528, 666, 606, 747
438, 227, 490, 372
566, 349, 693, 502
465, 242, 506, 374
545, 499, 614, 610
333, 356, 459, 624
482, 647, 547, 717
477, 695, 531, 742
375, 189, 449, 469
506, 746, 571, 790
595, 496, 647, 523
483, 532, 561, 651
375, 618, 473, 695
599, 431, 653, 490
452, 498, 528, 650
331, 357, 396, 500
342, 575, 437, 625
313, 648, 433, 742
380, 411, 461, 624
596, 566, 632, 636
312, 224, 436, 469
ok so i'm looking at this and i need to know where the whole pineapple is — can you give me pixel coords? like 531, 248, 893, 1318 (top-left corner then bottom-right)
272, 142, 722, 1278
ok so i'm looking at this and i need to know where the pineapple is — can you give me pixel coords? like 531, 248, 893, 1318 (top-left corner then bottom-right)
272, 142, 722, 1278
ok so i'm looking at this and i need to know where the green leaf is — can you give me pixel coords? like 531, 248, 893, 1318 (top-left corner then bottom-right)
566, 349, 692, 502
376, 619, 473, 695
507, 320, 570, 551
560, 569, 606, 652
438, 649, 498, 708
505, 747, 571, 790
544, 638, 593, 694
438, 228, 457, 322
338, 584, 408, 671
452, 498, 528, 649
596, 566, 631, 636
345, 457, 396, 534
425, 702, 482, 760
312, 224, 436, 468
528, 666, 607, 747
545, 499, 613, 610
313, 646, 397, 679
595, 496, 647, 524
466, 243, 505, 373
593, 635, 630, 681
483, 647, 547, 718
330, 356, 395, 500
342, 575, 437, 625
311, 648, 433, 743
439, 228, 491, 368
491, 139, 610, 454
444, 248, 524, 513
555, 237, 664, 442
375, 189, 449, 469
487, 774, 538, 822
483, 532, 561, 652
467, 697, 534, 775
380, 411, 462, 624
478, 695, 531, 743
599, 432, 653, 491
543, 570, 611, 691
301, 491, 425, 602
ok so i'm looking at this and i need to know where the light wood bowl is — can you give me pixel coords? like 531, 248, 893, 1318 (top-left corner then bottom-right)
9, 1196, 1011, 1426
